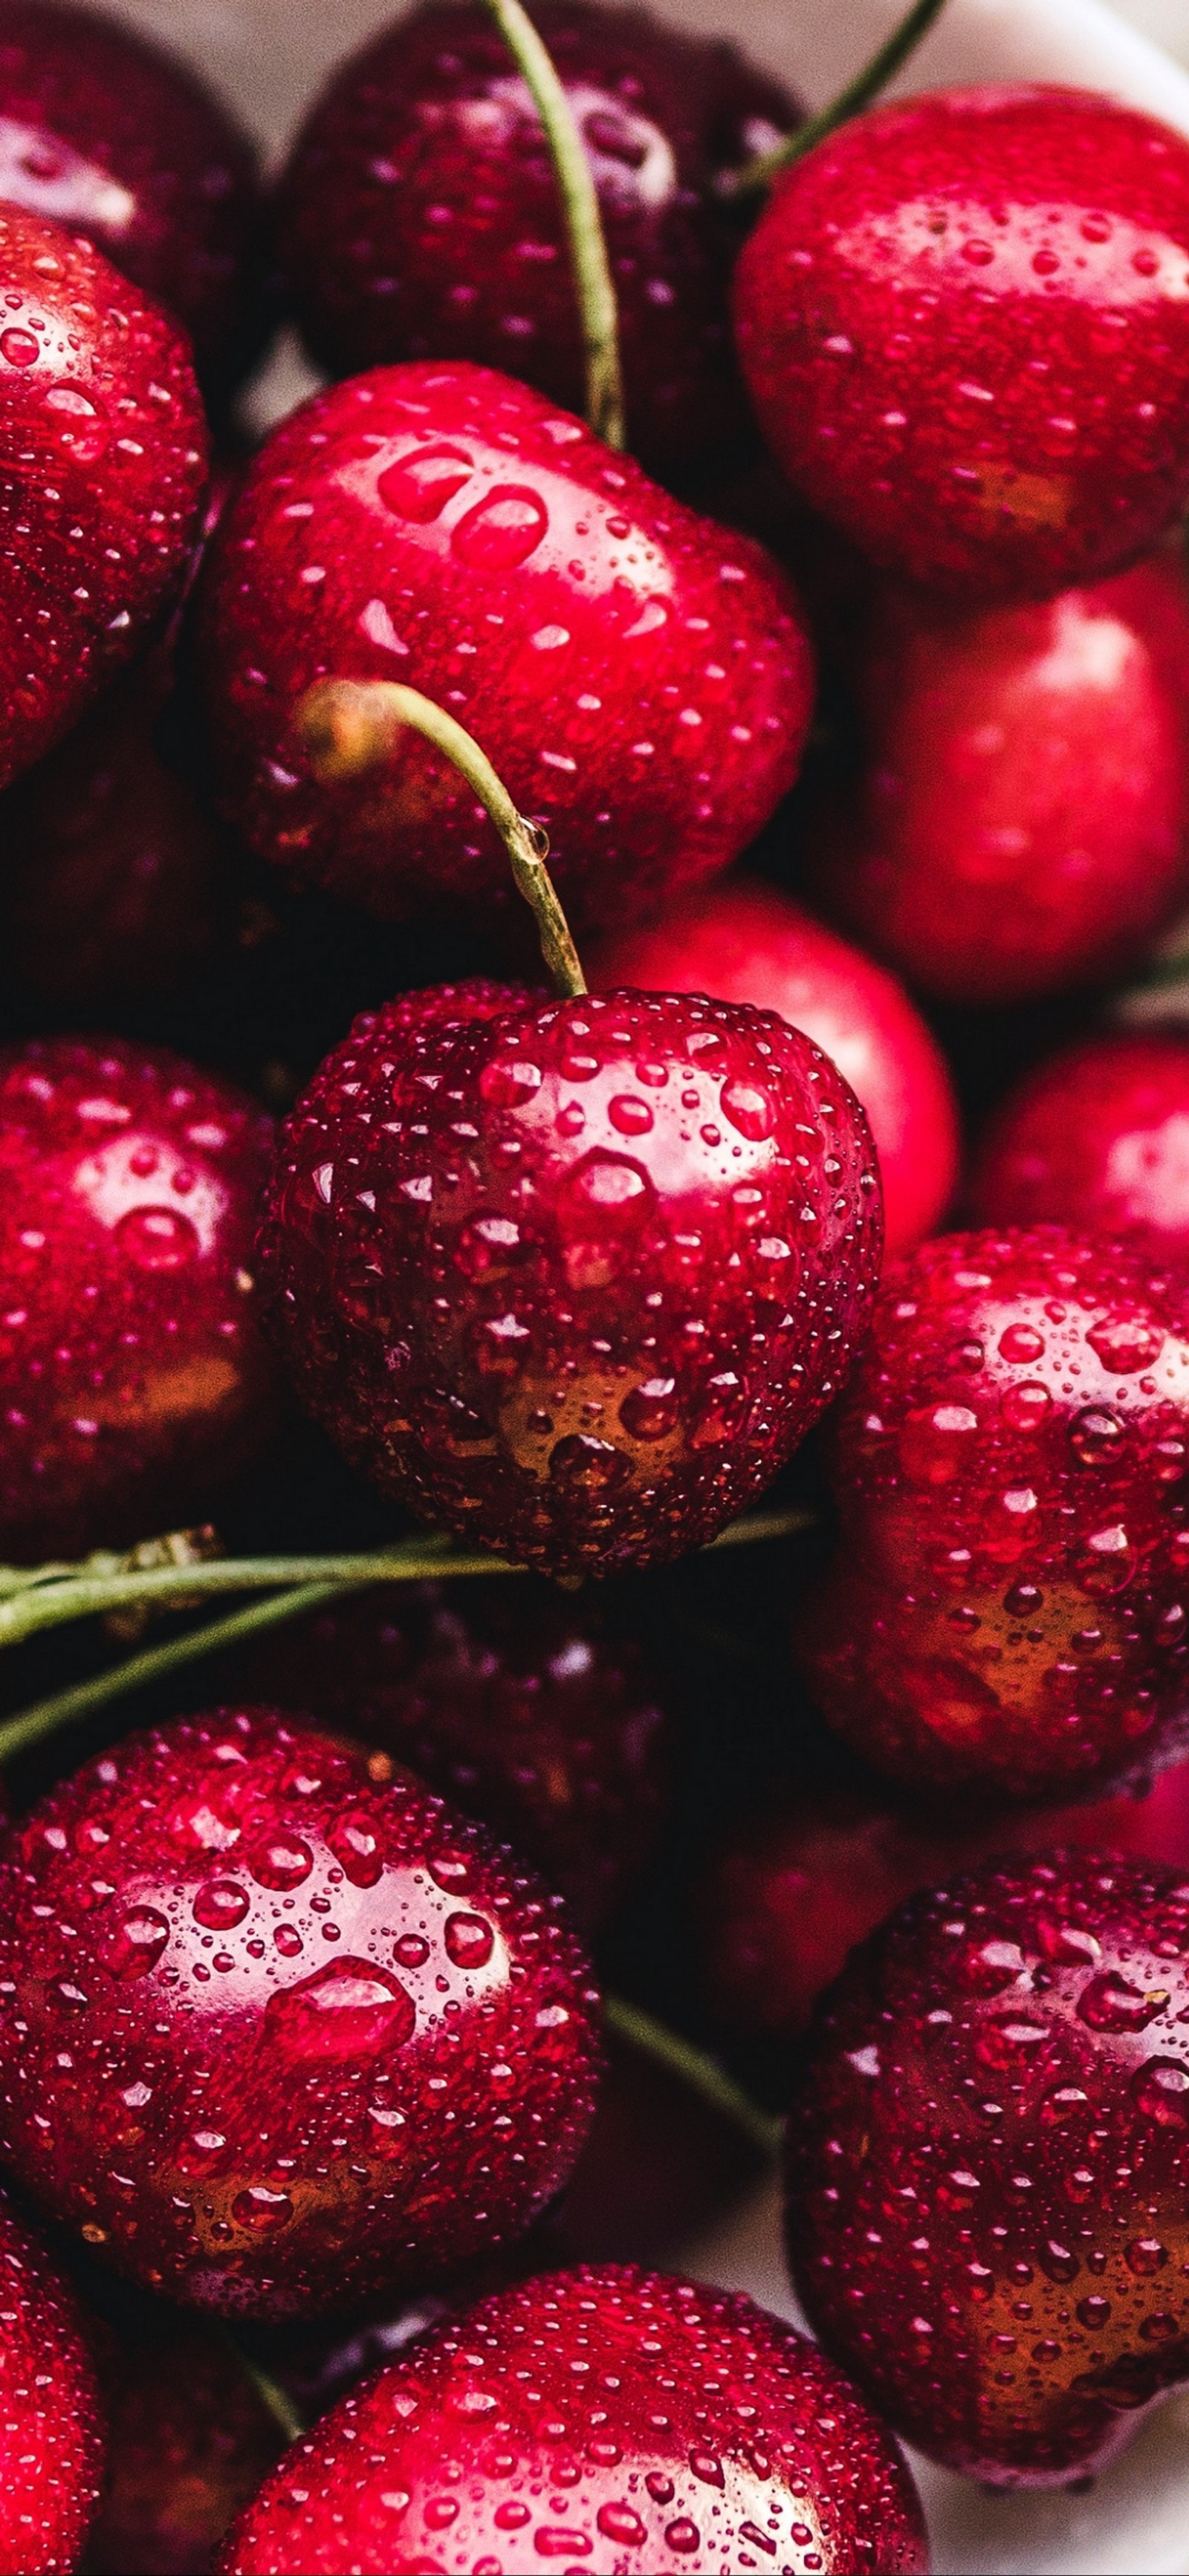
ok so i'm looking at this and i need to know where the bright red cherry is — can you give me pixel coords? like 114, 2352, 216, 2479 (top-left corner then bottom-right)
274, 0, 799, 481
971, 1031, 1189, 1259
788, 1850, 1189, 2485
0, 2189, 104, 2575
797, 1224, 1189, 1800
85, 2315, 283, 2576
735, 85, 1189, 601
257, 981, 882, 1580
804, 551, 1189, 1005
0, 1034, 277, 1560
0, 1707, 600, 2319
589, 875, 959, 1253
219, 2264, 927, 2575
198, 361, 814, 937
0, 0, 262, 398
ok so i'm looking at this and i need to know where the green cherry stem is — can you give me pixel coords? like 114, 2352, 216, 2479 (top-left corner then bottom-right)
297, 679, 588, 1001
603, 1995, 783, 2161
725, 0, 952, 197
221, 2335, 307, 2448
479, 0, 626, 447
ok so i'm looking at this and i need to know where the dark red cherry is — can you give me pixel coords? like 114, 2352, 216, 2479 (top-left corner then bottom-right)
788, 1850, 1189, 2484
805, 551, 1189, 1005
274, 0, 800, 480
589, 875, 960, 1253
85, 2315, 283, 2576
256, 981, 882, 1580
736, 85, 1189, 601
0, 1033, 278, 1560
197, 361, 814, 937
0, 204, 206, 789
971, 1032, 1189, 1258
797, 1224, 1189, 1799
219, 2264, 927, 2575
0, 0, 262, 398
0, 1707, 600, 2319
0, 2187, 104, 2575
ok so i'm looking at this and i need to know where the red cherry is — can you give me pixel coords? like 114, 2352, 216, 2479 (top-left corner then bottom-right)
85, 2315, 283, 2576
0, 1707, 600, 2318
804, 552, 1189, 1005
797, 1224, 1189, 1799
0, 1, 262, 398
257, 981, 882, 1580
787, 1850, 1189, 2484
0, 1034, 278, 1560
0, 2188, 104, 2573
275, 0, 800, 480
735, 85, 1189, 601
971, 1032, 1189, 1257
218, 2264, 927, 2575
589, 875, 959, 1253
197, 361, 814, 937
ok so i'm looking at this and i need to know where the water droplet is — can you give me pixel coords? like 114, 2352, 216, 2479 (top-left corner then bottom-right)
444, 1912, 494, 1969
1078, 1971, 1167, 2032
0, 325, 37, 367
1069, 1407, 1126, 1467
597, 2504, 645, 2545
424, 2498, 459, 2530
104, 1907, 169, 1982
1126, 2236, 1168, 2274
608, 1094, 653, 1137
273, 1924, 302, 1958
1086, 1316, 1164, 1372
395, 1933, 431, 1967
265, 1958, 416, 2060
326, 1810, 383, 1889
720, 1077, 774, 1142
623, 595, 669, 639
620, 1378, 679, 1442
689, 2450, 724, 2487
429, 1852, 472, 1892
646, 2476, 674, 2505
665, 2520, 701, 2555
496, 2501, 532, 2530
1075, 1525, 1136, 1598
193, 1880, 249, 1931
1078, 2293, 1111, 2328
1131, 2057, 1189, 2126
232, 2184, 293, 2233
534, 2531, 590, 2560
959, 1938, 1026, 1996
250, 1834, 313, 1892
549, 1433, 631, 1491
378, 444, 474, 522
1001, 1381, 1052, 1433
999, 1323, 1046, 1363
42, 382, 108, 463
900, 1403, 981, 1487
366, 2100, 409, 2157
479, 1057, 542, 1109
114, 1206, 199, 1271
691, 1372, 748, 1450
451, 484, 548, 569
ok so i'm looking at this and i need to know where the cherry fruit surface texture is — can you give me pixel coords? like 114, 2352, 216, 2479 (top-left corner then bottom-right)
735, 86, 1189, 600
198, 362, 813, 935
275, 0, 799, 478
219, 2264, 927, 2575
0, 1034, 276, 1560
972, 1034, 1189, 1259
798, 1225, 1189, 1799
0, 2190, 103, 2576
0, 204, 206, 790
258, 982, 882, 1580
788, 1850, 1189, 2485
0, 1708, 600, 2319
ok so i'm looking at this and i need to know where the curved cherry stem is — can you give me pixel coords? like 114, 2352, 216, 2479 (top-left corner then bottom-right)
603, 1995, 783, 2161
725, 0, 951, 198
297, 679, 588, 1001
479, 0, 625, 448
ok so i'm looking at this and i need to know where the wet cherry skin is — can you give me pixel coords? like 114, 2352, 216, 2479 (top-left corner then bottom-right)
805, 551, 1189, 1006
797, 1225, 1189, 1800
0, 1708, 601, 2320
218, 2264, 927, 2575
735, 85, 1189, 602
256, 982, 882, 1580
787, 1851, 1189, 2485
971, 1033, 1189, 1259
275, 0, 799, 481
0, 2188, 104, 2576
0, 1, 262, 399
198, 361, 814, 938
0, 204, 207, 791
0, 1034, 278, 1560
589, 875, 960, 1253
84, 2315, 283, 2576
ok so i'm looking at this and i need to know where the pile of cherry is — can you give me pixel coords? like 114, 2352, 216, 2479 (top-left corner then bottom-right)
10, 0, 1189, 2568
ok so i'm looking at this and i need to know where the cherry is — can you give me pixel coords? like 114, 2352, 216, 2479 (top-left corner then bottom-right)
971, 1032, 1189, 1259
274, 0, 799, 481
788, 1849, 1189, 2485
85, 2315, 283, 2576
197, 360, 814, 937
218, 2263, 927, 2574
257, 979, 882, 1580
0, 1, 262, 399
797, 1224, 1189, 1800
227, 1579, 671, 1936
0, 1707, 601, 2319
803, 551, 1189, 1005
589, 875, 960, 1253
735, 85, 1189, 602
0, 2187, 104, 2575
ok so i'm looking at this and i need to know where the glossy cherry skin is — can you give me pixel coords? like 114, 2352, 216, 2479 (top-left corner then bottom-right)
0, 2189, 104, 2575
258, 982, 882, 1580
198, 361, 814, 937
218, 2264, 927, 2575
797, 1225, 1189, 1800
0, 204, 206, 790
0, 1708, 600, 2320
971, 1033, 1189, 1259
228, 1580, 671, 1936
589, 876, 959, 1254
736, 85, 1189, 602
0, 1, 262, 398
85, 2316, 283, 2576
0, 1034, 277, 1560
805, 551, 1189, 1006
275, 0, 798, 481
788, 1850, 1189, 2484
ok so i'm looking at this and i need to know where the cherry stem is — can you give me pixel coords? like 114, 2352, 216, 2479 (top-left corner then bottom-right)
479, 0, 625, 447
221, 2334, 306, 2447
603, 1995, 783, 2161
725, 0, 951, 197
297, 679, 588, 1000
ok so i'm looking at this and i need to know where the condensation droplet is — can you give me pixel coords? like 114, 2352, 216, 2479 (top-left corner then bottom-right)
451, 484, 549, 569
114, 1206, 199, 1271
377, 444, 474, 522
